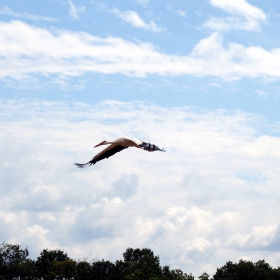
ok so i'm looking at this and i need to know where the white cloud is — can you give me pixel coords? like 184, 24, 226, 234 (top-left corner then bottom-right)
136, 0, 149, 6
204, 0, 266, 31
112, 9, 162, 32
109, 174, 138, 200
176, 10, 186, 17
167, 5, 186, 17
210, 0, 266, 20
0, 5, 57, 22
255, 90, 268, 98
1, 21, 280, 84
0, 98, 280, 275
90, 1, 109, 11
68, 1, 85, 20
227, 224, 278, 249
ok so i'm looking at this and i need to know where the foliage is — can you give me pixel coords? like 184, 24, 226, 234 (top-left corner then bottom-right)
121, 248, 162, 279
91, 259, 116, 280
1, 242, 280, 280
212, 259, 280, 280
76, 260, 92, 279
0, 242, 35, 280
35, 248, 70, 279
51, 259, 77, 280
198, 272, 210, 280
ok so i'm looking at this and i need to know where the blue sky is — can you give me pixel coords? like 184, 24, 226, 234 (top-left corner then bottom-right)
1, 0, 280, 277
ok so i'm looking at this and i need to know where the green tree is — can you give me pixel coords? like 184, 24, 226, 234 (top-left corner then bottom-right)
35, 248, 70, 279
51, 259, 77, 279
198, 272, 210, 280
162, 265, 194, 280
162, 265, 173, 279
122, 248, 163, 280
0, 242, 35, 280
169, 268, 195, 280
76, 260, 92, 280
91, 259, 116, 280
114, 260, 127, 279
212, 259, 280, 280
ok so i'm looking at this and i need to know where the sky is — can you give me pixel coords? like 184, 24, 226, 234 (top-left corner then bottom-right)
0, 0, 280, 277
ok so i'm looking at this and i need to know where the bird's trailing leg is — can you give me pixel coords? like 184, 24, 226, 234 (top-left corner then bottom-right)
139, 142, 166, 152
75, 162, 90, 168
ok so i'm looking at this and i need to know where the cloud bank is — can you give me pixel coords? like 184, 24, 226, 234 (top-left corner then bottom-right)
0, 98, 280, 276
1, 20, 280, 85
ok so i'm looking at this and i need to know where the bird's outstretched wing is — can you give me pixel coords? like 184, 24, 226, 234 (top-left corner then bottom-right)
75, 144, 128, 168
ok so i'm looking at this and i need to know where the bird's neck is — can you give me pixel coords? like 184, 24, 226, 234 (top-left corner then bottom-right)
104, 141, 114, 145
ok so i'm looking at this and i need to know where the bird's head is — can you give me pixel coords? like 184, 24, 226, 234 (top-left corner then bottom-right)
94, 140, 107, 148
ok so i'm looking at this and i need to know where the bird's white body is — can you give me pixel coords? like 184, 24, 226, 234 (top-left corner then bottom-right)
75, 136, 165, 168
107, 136, 142, 147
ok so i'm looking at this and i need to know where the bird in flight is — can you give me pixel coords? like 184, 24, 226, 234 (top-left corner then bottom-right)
75, 136, 165, 168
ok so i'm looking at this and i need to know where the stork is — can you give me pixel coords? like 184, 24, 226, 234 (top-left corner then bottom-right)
75, 136, 165, 168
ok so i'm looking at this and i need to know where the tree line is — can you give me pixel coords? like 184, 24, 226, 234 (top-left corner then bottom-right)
1, 242, 280, 279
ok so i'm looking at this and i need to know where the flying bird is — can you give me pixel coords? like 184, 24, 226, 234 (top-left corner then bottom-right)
75, 136, 165, 168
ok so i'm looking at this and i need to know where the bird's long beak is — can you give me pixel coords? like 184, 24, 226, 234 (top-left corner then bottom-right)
94, 142, 104, 148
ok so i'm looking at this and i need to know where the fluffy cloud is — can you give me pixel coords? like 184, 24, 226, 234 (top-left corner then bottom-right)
204, 0, 266, 31
1, 21, 280, 85
0, 98, 280, 276
112, 9, 161, 32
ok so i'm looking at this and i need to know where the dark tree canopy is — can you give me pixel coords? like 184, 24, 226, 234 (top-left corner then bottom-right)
212, 259, 280, 280
35, 248, 70, 279
0, 242, 35, 279
122, 248, 162, 279
1, 242, 280, 280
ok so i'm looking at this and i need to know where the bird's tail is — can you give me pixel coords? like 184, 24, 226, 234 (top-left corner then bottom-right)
75, 162, 90, 168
